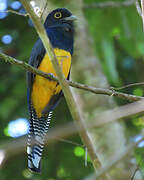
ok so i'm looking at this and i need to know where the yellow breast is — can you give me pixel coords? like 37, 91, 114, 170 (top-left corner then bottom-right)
31, 48, 71, 117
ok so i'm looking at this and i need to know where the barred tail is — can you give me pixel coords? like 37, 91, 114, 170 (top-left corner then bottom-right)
27, 107, 52, 173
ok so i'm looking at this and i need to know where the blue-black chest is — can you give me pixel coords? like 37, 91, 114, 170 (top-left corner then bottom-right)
46, 27, 74, 55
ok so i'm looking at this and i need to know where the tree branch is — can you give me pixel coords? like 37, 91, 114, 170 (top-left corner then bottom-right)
84, 0, 136, 9
0, 52, 142, 102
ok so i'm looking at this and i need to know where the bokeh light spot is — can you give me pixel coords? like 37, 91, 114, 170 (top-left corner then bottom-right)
0, 12, 7, 19
1, 34, 13, 44
28, 18, 34, 27
74, 146, 84, 157
133, 88, 143, 96
138, 141, 144, 148
6, 118, 29, 138
0, 0, 7, 11
30, 1, 35, 7
57, 167, 66, 178
111, 27, 120, 36
4, 127, 9, 136
134, 135, 144, 148
10, 1, 21, 10
122, 57, 135, 69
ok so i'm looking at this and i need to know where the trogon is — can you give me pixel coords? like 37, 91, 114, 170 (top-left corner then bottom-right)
27, 8, 76, 173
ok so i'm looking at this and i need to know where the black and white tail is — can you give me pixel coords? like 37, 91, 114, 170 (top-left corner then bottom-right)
27, 105, 52, 173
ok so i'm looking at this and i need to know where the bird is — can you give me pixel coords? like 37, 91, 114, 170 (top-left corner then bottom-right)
26, 8, 76, 173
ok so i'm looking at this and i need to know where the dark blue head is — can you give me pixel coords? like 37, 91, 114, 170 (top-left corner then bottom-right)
44, 8, 76, 55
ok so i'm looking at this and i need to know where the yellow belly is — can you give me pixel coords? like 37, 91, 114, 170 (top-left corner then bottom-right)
31, 48, 71, 117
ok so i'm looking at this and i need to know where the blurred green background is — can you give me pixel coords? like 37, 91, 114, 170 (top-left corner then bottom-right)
1, 0, 144, 179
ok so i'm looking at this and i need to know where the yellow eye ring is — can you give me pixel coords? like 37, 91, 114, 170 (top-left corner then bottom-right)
54, 12, 62, 19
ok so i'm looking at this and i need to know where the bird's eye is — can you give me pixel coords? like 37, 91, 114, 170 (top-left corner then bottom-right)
54, 12, 62, 19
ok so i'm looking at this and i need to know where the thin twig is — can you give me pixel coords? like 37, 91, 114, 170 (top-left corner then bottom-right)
0, 10, 28, 16
84, 0, 136, 9
40, 1, 48, 19
55, 137, 84, 147
112, 82, 144, 90
131, 158, 144, 180
131, 166, 139, 180
0, 52, 143, 102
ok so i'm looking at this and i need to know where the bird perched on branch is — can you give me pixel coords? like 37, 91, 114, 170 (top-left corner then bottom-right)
27, 8, 76, 173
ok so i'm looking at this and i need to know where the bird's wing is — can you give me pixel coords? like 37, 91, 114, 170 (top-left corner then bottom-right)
27, 39, 47, 172
27, 38, 46, 94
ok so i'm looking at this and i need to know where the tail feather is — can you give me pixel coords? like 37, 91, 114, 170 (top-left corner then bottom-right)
27, 104, 52, 173
39, 111, 52, 137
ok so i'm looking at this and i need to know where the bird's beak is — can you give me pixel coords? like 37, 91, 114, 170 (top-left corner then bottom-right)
62, 15, 77, 21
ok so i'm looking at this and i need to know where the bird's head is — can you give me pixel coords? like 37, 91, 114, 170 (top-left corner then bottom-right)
44, 8, 76, 35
